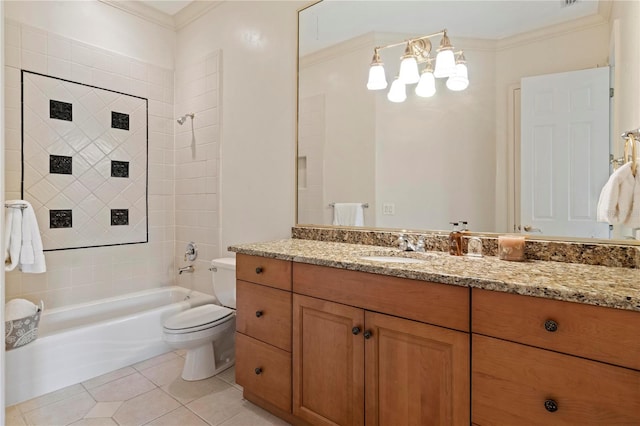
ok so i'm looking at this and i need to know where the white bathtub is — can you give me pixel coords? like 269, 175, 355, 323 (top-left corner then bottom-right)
5, 286, 216, 406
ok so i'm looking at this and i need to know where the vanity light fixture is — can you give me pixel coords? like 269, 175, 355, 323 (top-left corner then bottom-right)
367, 29, 468, 102
387, 76, 407, 103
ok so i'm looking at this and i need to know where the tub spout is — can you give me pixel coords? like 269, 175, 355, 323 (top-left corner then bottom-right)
178, 265, 194, 275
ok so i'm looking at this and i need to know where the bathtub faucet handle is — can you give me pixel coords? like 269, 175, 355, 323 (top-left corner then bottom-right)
184, 242, 198, 262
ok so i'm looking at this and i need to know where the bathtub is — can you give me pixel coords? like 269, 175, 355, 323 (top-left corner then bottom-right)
5, 286, 216, 406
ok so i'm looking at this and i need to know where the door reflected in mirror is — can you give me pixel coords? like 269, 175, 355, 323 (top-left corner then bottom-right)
296, 0, 640, 243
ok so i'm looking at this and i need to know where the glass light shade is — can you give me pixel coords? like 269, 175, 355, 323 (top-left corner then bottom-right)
415, 70, 436, 97
434, 49, 456, 78
446, 63, 469, 91
398, 56, 420, 84
367, 64, 388, 90
387, 78, 406, 103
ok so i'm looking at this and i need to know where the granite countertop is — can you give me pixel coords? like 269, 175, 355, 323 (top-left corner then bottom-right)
229, 238, 640, 312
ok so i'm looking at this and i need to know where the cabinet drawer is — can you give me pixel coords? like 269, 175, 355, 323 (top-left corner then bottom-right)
236, 280, 292, 351
472, 335, 640, 425
236, 333, 292, 413
236, 254, 292, 290
472, 289, 640, 370
293, 263, 469, 332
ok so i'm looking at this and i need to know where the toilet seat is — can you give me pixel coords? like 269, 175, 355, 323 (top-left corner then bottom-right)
163, 304, 234, 334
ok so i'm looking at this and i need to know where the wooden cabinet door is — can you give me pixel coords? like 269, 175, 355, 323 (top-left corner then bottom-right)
364, 311, 470, 426
293, 294, 365, 426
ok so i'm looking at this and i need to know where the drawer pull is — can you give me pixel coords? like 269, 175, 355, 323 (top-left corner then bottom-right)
255, 367, 263, 375
544, 399, 558, 413
352, 327, 361, 335
255, 267, 263, 274
544, 320, 558, 332
363, 330, 373, 339
255, 310, 263, 318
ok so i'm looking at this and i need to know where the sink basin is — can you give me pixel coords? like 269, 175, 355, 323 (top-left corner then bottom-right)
359, 255, 425, 264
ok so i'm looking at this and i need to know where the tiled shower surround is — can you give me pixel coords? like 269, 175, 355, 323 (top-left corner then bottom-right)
4, 20, 176, 308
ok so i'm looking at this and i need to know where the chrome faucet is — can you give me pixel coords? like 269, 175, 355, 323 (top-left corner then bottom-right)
397, 234, 425, 252
178, 265, 194, 275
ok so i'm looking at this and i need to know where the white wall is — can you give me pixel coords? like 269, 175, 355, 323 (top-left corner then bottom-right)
176, 1, 300, 255
4, 1, 175, 69
4, 9, 175, 308
375, 42, 497, 231
299, 37, 376, 226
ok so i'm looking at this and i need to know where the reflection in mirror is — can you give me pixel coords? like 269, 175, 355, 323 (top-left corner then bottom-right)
297, 0, 640, 243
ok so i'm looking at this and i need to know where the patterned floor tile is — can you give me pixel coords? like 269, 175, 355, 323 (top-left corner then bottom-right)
22, 391, 95, 426
145, 406, 209, 426
87, 372, 155, 402
112, 388, 180, 426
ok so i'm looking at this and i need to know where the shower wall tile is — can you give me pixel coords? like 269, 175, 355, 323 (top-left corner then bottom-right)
4, 19, 175, 309
174, 51, 222, 296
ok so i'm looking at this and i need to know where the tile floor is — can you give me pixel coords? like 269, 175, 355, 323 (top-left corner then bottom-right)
6, 351, 290, 426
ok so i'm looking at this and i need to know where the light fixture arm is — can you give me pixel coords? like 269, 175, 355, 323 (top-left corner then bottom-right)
371, 29, 447, 63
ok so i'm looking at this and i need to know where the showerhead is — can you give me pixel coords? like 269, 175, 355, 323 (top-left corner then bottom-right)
176, 113, 195, 125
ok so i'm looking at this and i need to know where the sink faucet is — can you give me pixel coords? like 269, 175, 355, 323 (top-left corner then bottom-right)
397, 234, 425, 252
178, 265, 194, 275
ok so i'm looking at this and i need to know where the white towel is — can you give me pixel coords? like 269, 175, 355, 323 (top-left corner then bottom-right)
625, 169, 640, 228
19, 201, 46, 273
5, 298, 38, 321
332, 203, 365, 226
4, 201, 23, 271
597, 162, 635, 224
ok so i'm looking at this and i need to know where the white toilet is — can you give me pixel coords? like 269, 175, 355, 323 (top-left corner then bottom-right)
163, 258, 236, 381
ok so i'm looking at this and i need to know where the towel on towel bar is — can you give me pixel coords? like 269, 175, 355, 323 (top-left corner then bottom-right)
4, 200, 46, 273
624, 170, 640, 228
332, 203, 365, 226
597, 162, 635, 224
4, 201, 22, 271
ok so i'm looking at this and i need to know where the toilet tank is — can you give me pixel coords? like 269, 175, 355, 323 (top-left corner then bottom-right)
211, 258, 236, 308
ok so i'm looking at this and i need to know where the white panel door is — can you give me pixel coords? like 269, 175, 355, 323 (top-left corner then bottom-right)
521, 67, 610, 239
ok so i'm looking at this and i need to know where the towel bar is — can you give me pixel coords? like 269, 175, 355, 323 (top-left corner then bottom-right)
4, 203, 27, 210
329, 202, 369, 208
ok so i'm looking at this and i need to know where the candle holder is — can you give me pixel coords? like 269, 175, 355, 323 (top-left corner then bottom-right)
498, 235, 526, 261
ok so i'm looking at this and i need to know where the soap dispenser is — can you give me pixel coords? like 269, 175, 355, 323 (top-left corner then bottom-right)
449, 222, 462, 256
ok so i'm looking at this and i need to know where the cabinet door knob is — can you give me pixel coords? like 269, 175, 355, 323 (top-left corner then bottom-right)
255, 267, 263, 274
352, 327, 361, 335
255, 310, 263, 318
363, 330, 372, 339
544, 399, 558, 412
255, 367, 262, 375
544, 320, 558, 332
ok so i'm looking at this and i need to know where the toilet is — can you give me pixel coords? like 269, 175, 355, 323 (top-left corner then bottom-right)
162, 258, 236, 381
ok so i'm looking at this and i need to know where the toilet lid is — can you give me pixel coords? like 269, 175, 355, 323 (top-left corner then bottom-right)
164, 304, 234, 331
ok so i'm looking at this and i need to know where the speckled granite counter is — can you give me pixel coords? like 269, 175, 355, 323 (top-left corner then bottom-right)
229, 239, 640, 312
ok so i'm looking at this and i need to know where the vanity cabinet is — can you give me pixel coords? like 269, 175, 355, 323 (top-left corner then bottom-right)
471, 289, 640, 425
235, 254, 293, 414
292, 263, 470, 426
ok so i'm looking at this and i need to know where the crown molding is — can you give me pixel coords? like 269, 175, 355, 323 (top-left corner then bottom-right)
495, 14, 608, 51
175, 1, 223, 31
98, 0, 175, 29
98, 0, 223, 31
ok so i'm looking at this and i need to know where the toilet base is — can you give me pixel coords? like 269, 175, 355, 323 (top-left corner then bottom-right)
182, 342, 235, 381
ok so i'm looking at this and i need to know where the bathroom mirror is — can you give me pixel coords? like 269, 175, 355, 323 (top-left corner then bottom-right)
296, 0, 640, 243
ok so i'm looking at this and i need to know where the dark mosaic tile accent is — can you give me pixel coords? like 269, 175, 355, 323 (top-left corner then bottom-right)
111, 160, 129, 178
50, 210, 72, 228
111, 209, 129, 226
49, 155, 72, 175
49, 100, 72, 121
111, 111, 129, 130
